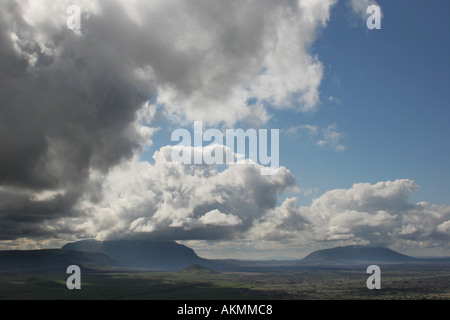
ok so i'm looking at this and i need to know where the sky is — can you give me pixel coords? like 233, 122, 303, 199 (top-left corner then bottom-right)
0, 0, 449, 259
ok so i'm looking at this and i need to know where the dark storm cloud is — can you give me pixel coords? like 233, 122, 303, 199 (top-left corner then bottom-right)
0, 1, 155, 238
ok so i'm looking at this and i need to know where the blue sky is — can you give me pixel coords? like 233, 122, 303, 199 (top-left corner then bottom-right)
278, 0, 450, 205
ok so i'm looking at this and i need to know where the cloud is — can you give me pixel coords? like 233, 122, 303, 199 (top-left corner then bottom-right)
248, 179, 450, 252
0, 0, 335, 242
249, 197, 309, 241
316, 123, 346, 151
0, 0, 162, 239
287, 123, 346, 151
144, 0, 336, 125
54, 168, 450, 253
2, 1, 447, 257
286, 124, 319, 136
301, 180, 423, 246
199, 210, 242, 227
347, 0, 382, 29
51, 146, 297, 241
348, 0, 380, 19
328, 96, 342, 104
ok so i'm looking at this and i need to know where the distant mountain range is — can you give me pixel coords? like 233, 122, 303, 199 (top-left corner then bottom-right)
1, 240, 449, 273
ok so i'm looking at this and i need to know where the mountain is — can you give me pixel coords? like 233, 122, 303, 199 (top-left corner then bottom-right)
302, 246, 417, 264
179, 264, 218, 275
61, 239, 204, 270
0, 249, 116, 273
2, 241, 448, 274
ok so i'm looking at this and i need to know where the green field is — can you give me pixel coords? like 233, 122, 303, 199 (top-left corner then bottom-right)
0, 265, 449, 300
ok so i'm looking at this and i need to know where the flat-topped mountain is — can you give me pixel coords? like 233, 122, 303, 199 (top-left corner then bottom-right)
62, 239, 204, 270
302, 245, 416, 264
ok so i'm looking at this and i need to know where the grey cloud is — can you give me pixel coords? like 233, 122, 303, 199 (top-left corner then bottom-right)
0, 0, 333, 242
0, 0, 156, 239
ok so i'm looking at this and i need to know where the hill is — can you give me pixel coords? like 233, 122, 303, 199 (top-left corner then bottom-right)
179, 264, 218, 275
62, 239, 204, 270
302, 245, 417, 264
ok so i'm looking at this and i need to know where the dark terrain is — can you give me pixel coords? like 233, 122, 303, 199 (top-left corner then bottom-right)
0, 240, 449, 299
